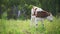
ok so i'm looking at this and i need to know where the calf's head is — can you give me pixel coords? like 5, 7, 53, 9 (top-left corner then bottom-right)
47, 13, 53, 22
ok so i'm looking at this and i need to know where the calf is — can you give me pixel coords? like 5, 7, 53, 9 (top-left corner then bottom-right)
30, 6, 53, 28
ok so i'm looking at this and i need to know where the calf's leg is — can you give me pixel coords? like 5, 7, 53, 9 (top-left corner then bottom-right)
30, 16, 35, 27
35, 18, 38, 28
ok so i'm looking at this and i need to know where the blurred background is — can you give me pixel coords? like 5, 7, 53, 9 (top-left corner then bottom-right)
0, 0, 60, 34
0, 0, 60, 19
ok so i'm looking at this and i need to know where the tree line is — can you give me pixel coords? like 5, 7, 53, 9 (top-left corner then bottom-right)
0, 0, 60, 19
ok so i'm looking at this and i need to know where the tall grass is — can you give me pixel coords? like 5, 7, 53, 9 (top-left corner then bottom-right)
0, 18, 60, 34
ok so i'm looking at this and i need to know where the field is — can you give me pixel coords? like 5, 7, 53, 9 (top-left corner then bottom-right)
0, 18, 60, 34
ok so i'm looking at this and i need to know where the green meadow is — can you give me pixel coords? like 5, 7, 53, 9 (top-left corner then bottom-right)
0, 18, 60, 34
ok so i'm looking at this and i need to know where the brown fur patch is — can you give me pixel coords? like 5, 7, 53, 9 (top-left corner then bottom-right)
34, 11, 50, 18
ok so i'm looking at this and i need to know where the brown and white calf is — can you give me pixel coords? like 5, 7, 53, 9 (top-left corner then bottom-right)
30, 6, 53, 28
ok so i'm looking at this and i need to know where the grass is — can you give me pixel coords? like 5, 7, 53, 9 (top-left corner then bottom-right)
0, 18, 60, 34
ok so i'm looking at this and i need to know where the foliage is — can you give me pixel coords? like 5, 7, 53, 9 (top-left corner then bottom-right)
0, 0, 60, 34
0, 0, 59, 19
0, 18, 60, 34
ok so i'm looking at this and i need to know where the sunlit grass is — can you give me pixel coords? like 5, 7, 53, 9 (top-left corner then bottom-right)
0, 18, 60, 34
